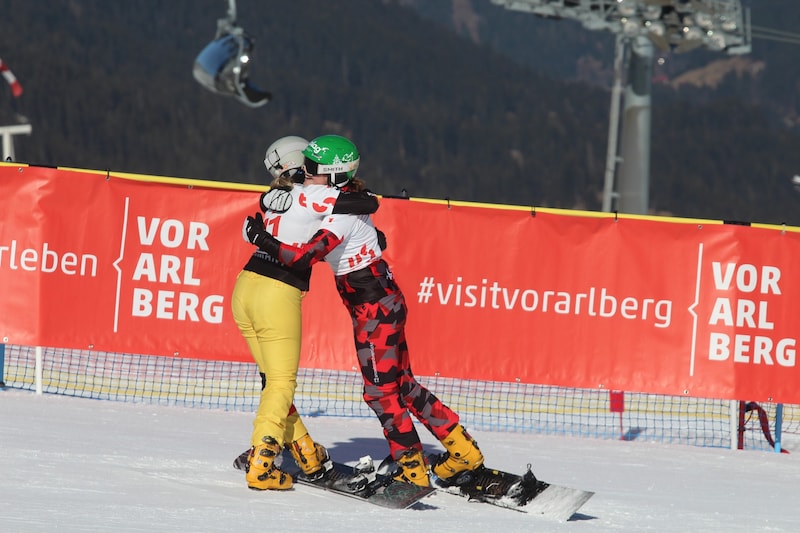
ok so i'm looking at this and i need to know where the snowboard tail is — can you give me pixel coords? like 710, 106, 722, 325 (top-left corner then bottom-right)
432, 463, 594, 521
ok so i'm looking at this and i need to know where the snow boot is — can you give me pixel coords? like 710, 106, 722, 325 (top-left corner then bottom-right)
287, 433, 332, 481
393, 449, 429, 487
246, 436, 293, 490
431, 424, 484, 480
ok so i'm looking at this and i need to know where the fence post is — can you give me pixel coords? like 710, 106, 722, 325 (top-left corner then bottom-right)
774, 403, 784, 453
610, 390, 625, 440
0, 343, 5, 389
734, 400, 745, 450
35, 346, 42, 395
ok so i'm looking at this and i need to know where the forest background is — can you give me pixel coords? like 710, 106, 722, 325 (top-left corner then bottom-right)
1, 0, 799, 225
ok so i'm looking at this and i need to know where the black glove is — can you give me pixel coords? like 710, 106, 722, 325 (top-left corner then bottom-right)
243, 212, 269, 247
243, 212, 282, 257
376, 228, 387, 251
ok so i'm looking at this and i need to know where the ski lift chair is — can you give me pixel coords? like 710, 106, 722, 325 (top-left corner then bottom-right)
192, 1, 270, 108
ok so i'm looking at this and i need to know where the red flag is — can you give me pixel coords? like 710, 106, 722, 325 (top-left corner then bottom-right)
0, 58, 23, 97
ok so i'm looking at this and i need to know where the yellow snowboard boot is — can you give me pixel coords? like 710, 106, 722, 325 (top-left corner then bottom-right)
246, 436, 293, 490
393, 449, 430, 487
431, 424, 484, 480
287, 433, 331, 481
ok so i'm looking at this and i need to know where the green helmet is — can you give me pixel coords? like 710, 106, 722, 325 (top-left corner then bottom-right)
302, 134, 360, 187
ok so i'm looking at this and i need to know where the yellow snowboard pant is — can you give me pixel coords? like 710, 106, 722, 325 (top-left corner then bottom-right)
231, 270, 309, 447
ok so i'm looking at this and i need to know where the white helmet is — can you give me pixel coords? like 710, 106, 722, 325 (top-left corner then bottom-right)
263, 135, 309, 180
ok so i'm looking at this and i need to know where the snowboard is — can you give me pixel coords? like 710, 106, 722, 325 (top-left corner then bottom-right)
429, 461, 594, 521
233, 451, 435, 510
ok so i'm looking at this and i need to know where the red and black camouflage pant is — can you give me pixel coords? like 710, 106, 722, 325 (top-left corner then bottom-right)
343, 287, 460, 460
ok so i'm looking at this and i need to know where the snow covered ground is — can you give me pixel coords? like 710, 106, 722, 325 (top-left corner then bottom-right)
2, 389, 799, 532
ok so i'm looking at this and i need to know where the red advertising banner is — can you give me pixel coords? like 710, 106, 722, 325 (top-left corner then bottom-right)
0, 165, 257, 361
368, 201, 800, 403
2, 164, 799, 403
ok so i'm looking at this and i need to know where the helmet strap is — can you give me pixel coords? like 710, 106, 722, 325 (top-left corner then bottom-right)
328, 174, 347, 188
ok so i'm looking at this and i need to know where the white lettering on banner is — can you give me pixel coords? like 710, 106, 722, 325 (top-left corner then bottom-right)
131, 288, 224, 323
708, 332, 796, 367
0, 240, 97, 276
418, 275, 672, 328
708, 298, 773, 329
129, 216, 222, 324
132, 253, 200, 285
136, 217, 210, 250
705, 261, 795, 368
711, 262, 781, 294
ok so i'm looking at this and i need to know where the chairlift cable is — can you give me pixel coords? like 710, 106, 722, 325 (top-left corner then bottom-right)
750, 25, 800, 39
750, 32, 800, 46
749, 24, 800, 46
